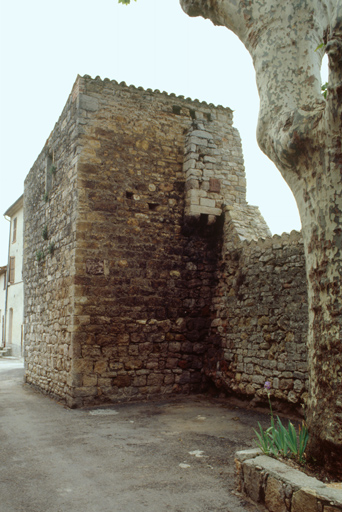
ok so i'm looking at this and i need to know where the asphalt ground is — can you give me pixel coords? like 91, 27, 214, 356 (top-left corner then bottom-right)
0, 359, 267, 512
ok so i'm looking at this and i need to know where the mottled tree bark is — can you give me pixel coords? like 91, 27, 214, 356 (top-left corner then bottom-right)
180, 0, 342, 475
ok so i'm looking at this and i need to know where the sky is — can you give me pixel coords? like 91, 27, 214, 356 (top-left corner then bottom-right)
1, 0, 327, 266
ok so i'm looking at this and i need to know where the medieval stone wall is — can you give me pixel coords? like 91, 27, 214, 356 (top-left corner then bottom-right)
24, 90, 79, 400
23, 75, 309, 409
71, 76, 248, 407
207, 217, 309, 407
24, 75, 250, 407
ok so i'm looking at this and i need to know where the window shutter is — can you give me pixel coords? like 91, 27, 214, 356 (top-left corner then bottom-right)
9, 257, 15, 284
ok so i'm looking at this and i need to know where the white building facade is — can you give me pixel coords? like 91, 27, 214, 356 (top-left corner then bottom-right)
0, 266, 6, 348
1, 195, 24, 357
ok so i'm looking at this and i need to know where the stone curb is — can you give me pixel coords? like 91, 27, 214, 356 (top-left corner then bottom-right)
235, 449, 342, 512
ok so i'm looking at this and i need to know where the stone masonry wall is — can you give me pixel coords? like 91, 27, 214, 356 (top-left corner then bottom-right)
70, 75, 245, 407
24, 75, 249, 407
24, 90, 79, 400
23, 74, 309, 409
207, 215, 309, 407
184, 119, 246, 219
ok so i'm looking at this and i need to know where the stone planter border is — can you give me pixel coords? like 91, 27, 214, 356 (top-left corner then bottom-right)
235, 449, 342, 512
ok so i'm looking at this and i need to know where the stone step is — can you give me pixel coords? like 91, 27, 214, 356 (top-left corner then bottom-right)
0, 347, 12, 358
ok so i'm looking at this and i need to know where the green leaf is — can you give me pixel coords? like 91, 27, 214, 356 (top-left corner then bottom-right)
118, 0, 136, 4
275, 417, 289, 456
298, 423, 309, 462
254, 423, 271, 454
315, 42, 326, 52
321, 82, 328, 99
286, 421, 298, 456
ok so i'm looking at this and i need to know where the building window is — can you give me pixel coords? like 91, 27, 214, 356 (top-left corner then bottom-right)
12, 217, 17, 243
3, 273, 6, 290
9, 257, 15, 284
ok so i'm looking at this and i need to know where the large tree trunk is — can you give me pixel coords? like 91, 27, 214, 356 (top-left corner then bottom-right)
180, 0, 342, 476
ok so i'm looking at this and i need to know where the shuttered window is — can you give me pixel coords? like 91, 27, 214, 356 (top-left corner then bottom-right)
12, 217, 17, 243
9, 257, 15, 284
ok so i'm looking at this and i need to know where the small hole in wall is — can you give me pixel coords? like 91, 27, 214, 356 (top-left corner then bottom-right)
172, 105, 182, 115
205, 113, 212, 121
126, 191, 134, 199
190, 109, 196, 120
148, 203, 159, 211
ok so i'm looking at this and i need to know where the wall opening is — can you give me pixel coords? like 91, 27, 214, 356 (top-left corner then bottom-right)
148, 203, 159, 211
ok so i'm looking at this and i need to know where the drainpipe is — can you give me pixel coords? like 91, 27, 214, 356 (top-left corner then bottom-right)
3, 214, 11, 347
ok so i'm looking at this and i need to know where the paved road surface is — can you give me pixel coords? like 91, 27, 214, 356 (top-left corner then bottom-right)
0, 360, 266, 512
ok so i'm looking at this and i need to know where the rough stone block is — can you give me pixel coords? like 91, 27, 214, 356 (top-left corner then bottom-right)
189, 136, 208, 146
132, 375, 147, 387
164, 374, 175, 385
79, 93, 99, 111
265, 476, 287, 512
209, 178, 221, 192
183, 158, 197, 172
147, 374, 164, 386
73, 359, 94, 374
83, 374, 98, 387
124, 359, 143, 370
200, 197, 216, 208
203, 156, 216, 164
94, 361, 108, 374
292, 488, 319, 512
235, 449, 261, 462
112, 375, 131, 388
73, 386, 98, 398
190, 130, 212, 140
242, 461, 264, 503
188, 205, 222, 216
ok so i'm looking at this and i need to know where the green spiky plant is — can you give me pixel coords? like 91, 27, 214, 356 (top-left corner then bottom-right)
254, 382, 309, 464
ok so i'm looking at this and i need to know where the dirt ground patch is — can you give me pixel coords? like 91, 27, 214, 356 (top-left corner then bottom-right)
0, 363, 268, 512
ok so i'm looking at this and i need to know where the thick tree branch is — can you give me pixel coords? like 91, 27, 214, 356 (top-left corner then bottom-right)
180, 1, 334, 183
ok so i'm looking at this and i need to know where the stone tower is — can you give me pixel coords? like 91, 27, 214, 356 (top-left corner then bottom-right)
24, 76, 307, 409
